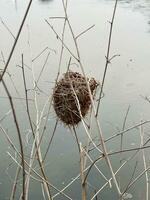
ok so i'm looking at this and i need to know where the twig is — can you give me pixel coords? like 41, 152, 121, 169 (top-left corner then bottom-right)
120, 161, 138, 198
62, 0, 121, 196
75, 24, 95, 40
42, 119, 58, 162
89, 120, 150, 152
140, 121, 149, 200
0, 109, 12, 123
0, 124, 72, 200
96, 0, 118, 116
10, 165, 22, 200
45, 19, 79, 61
82, 147, 108, 182
120, 105, 130, 162
79, 143, 87, 200
84, 144, 150, 185
0, 17, 15, 39
122, 165, 150, 196
1, 79, 26, 200
36, 51, 51, 84
32, 47, 49, 62
72, 123, 87, 200
0, 0, 33, 81
7, 152, 73, 200
25, 34, 52, 199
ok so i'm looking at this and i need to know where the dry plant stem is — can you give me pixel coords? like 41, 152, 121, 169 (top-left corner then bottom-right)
53, 143, 150, 199
24, 97, 52, 198
91, 152, 140, 200
121, 162, 138, 199
93, 190, 98, 200
120, 105, 130, 161
0, 0, 33, 81
21, 54, 34, 134
0, 125, 21, 200
41, 184, 47, 200
24, 36, 52, 199
62, 0, 121, 196
89, 120, 150, 152
96, 0, 118, 116
122, 165, 150, 196
32, 46, 50, 62
32, 91, 52, 198
90, 157, 129, 200
68, 76, 103, 154
45, 19, 78, 61
87, 141, 150, 200
82, 148, 108, 182
75, 25, 95, 40
0, 125, 21, 157
41, 3, 68, 163
90, 120, 121, 194
82, 109, 93, 168
80, 143, 87, 200
0, 17, 15, 39
52, 171, 83, 198
41, 3, 67, 161
1, 51, 26, 109
7, 152, 73, 200
0, 109, 11, 123
1, 79, 26, 200
72, 126, 87, 200
81, 108, 103, 192
61, 4, 103, 155
110, 145, 150, 156
36, 51, 51, 84
58, 0, 67, 74
31, 92, 54, 164
10, 165, 21, 200
69, 75, 119, 197
1, 123, 72, 200
21, 54, 37, 199
42, 119, 58, 162
85, 144, 150, 183
140, 122, 149, 200
0, 124, 72, 200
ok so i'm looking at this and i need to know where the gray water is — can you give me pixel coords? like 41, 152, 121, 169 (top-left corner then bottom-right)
0, 0, 150, 199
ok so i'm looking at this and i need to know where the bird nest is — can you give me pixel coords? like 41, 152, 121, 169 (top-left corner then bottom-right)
53, 71, 99, 126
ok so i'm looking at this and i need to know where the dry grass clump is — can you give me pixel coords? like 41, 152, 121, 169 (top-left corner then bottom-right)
53, 71, 99, 126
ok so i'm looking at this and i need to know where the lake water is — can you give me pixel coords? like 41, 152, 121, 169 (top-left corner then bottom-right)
0, 0, 150, 199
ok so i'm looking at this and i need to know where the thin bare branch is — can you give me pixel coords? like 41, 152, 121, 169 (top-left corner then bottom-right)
1, 79, 26, 200
0, 0, 33, 81
75, 24, 95, 40
96, 0, 118, 116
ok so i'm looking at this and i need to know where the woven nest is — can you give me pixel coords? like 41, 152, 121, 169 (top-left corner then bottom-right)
53, 71, 99, 126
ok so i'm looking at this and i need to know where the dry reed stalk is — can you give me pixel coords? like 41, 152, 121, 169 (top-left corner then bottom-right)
1, 79, 26, 200
7, 151, 73, 200
140, 121, 149, 200
22, 28, 53, 199
96, 0, 118, 116
61, 0, 121, 196
89, 120, 150, 152
46, 0, 122, 196
10, 165, 22, 200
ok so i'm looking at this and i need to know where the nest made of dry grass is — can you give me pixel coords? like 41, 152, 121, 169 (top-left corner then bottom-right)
53, 71, 98, 126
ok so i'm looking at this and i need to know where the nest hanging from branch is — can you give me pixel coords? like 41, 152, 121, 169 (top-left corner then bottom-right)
53, 71, 99, 126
